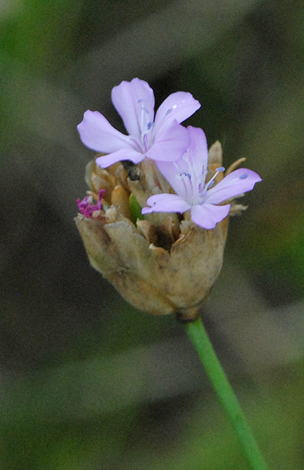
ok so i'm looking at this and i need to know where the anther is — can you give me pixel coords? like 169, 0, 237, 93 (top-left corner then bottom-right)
205, 166, 225, 190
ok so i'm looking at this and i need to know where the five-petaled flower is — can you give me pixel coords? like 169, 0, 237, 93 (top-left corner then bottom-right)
142, 126, 262, 229
77, 78, 201, 169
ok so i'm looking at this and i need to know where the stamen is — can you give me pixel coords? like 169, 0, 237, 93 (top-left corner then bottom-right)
181, 151, 189, 163
239, 174, 248, 180
137, 99, 151, 136
176, 171, 193, 202
205, 166, 225, 190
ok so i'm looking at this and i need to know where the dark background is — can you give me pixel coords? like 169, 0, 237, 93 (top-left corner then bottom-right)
1, 0, 304, 468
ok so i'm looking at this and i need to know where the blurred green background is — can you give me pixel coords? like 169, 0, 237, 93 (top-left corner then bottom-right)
1, 0, 304, 469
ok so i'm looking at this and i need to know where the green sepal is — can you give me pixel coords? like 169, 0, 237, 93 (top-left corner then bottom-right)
129, 194, 145, 224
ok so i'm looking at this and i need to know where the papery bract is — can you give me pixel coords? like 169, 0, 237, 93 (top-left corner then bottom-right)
77, 78, 201, 168
75, 159, 229, 319
142, 127, 262, 229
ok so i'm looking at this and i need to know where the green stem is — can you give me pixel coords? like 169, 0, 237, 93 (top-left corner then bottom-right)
184, 317, 269, 470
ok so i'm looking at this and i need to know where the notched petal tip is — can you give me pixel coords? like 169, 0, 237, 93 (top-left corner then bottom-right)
77, 110, 132, 155
143, 193, 191, 215
155, 91, 201, 128
111, 78, 155, 139
206, 168, 261, 205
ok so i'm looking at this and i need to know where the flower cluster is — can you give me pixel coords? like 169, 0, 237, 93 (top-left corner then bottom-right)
76, 78, 261, 319
77, 78, 261, 230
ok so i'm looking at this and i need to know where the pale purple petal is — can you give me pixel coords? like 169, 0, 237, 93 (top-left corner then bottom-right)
147, 120, 189, 162
111, 78, 155, 139
142, 193, 191, 214
156, 160, 185, 196
96, 148, 145, 168
184, 126, 208, 181
206, 169, 262, 204
154, 92, 201, 132
190, 203, 231, 229
77, 110, 132, 153
156, 126, 208, 197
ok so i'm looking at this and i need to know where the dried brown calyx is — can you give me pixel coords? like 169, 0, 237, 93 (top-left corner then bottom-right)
75, 143, 241, 321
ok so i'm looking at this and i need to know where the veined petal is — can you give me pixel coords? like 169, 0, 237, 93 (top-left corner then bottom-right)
154, 92, 201, 131
111, 78, 155, 139
156, 126, 208, 198
191, 203, 231, 229
96, 148, 145, 168
206, 168, 262, 204
142, 193, 191, 214
185, 126, 208, 182
156, 160, 186, 197
77, 110, 132, 153
148, 120, 189, 162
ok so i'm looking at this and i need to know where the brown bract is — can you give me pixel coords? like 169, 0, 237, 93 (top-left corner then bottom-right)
75, 143, 236, 320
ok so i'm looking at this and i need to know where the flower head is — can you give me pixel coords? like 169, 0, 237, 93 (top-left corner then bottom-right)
76, 80, 262, 320
77, 78, 201, 168
75, 159, 228, 320
142, 127, 262, 229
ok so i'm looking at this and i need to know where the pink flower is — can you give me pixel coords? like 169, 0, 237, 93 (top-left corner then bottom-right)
77, 78, 200, 168
142, 127, 262, 229
77, 189, 105, 218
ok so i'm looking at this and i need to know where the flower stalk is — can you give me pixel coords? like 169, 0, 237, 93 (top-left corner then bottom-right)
76, 77, 266, 467
184, 317, 269, 470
